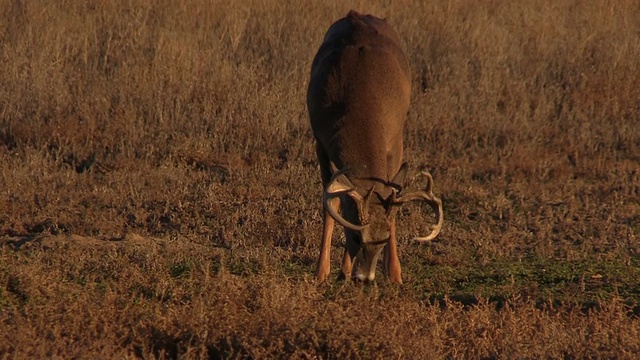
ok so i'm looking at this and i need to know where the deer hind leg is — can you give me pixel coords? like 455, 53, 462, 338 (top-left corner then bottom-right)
384, 216, 402, 283
339, 230, 360, 281
339, 246, 353, 281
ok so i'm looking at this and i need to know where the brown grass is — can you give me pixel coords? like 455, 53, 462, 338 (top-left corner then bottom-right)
1, 0, 640, 358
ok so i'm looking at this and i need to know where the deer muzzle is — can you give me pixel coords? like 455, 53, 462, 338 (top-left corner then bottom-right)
352, 242, 385, 282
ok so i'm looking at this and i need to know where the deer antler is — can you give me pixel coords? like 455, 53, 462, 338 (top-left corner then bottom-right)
322, 166, 371, 231
395, 171, 443, 242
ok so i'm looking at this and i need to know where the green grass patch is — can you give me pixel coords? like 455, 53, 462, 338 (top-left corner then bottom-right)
411, 255, 640, 306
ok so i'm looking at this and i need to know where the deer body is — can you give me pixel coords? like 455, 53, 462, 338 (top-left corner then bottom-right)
307, 11, 443, 283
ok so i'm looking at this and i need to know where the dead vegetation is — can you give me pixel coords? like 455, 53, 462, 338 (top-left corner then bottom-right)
1, 0, 639, 358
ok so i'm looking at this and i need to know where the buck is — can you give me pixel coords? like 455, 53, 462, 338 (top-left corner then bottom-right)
307, 11, 443, 284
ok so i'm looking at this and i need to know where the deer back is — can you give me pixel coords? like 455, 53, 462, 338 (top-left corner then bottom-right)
307, 11, 412, 184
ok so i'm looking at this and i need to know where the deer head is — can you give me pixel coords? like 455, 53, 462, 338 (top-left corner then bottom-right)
323, 162, 443, 282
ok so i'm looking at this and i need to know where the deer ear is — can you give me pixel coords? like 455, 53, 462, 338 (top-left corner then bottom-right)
391, 163, 409, 188
326, 174, 355, 194
329, 161, 340, 175
326, 162, 356, 195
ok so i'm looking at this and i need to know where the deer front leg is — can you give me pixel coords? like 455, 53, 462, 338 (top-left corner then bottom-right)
384, 216, 402, 284
316, 198, 338, 283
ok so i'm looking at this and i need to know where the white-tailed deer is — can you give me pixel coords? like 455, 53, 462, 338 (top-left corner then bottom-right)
307, 11, 443, 284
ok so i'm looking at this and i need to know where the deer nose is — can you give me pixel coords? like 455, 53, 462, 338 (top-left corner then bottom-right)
354, 271, 376, 283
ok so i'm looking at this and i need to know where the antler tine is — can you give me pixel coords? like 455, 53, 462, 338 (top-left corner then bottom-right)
395, 171, 443, 242
322, 165, 368, 231
421, 171, 434, 194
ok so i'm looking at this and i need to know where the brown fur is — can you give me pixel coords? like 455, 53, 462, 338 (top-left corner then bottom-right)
307, 11, 415, 283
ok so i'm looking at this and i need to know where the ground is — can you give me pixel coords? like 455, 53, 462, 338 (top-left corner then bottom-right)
1, 0, 640, 358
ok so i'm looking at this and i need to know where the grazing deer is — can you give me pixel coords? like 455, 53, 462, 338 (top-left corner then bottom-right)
307, 11, 443, 284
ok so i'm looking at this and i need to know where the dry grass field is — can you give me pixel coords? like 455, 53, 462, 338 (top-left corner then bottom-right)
1, 0, 640, 358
